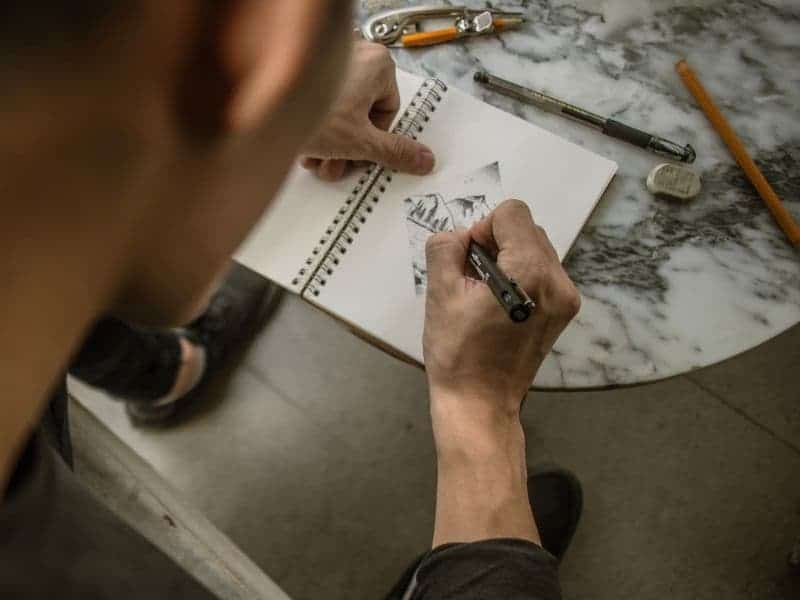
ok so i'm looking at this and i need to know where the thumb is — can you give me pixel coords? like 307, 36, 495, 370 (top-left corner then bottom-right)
368, 128, 436, 175
425, 229, 470, 292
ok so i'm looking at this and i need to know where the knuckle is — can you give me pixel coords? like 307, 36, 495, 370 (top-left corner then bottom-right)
499, 198, 534, 222
502, 249, 546, 293
550, 277, 582, 320
562, 285, 582, 319
391, 135, 415, 163
379, 46, 394, 66
533, 225, 558, 259
426, 231, 454, 255
507, 255, 538, 283
363, 132, 381, 157
373, 42, 390, 56
528, 271, 547, 299
502, 198, 529, 214
365, 41, 391, 62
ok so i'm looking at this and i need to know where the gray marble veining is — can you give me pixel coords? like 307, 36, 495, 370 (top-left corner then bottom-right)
357, 0, 800, 388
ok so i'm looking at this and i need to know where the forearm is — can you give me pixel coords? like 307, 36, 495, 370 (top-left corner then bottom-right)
430, 394, 540, 548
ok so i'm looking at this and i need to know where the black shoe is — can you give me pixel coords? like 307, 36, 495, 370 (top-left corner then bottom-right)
790, 537, 800, 573
528, 464, 583, 561
126, 264, 283, 426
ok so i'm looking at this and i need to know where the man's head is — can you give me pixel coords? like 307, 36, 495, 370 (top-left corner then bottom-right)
0, 0, 352, 326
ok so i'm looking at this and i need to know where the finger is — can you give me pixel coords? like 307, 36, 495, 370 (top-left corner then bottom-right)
531, 273, 582, 348
468, 216, 499, 257
470, 199, 538, 253
371, 107, 398, 133
368, 128, 435, 175
425, 229, 471, 293
371, 69, 402, 132
301, 157, 322, 170
318, 159, 348, 182
371, 46, 401, 114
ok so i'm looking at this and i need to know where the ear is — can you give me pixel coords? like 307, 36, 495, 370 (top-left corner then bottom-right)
174, 1, 329, 140
174, 1, 347, 141
220, 0, 331, 133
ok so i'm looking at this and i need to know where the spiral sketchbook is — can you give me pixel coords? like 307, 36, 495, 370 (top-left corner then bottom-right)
236, 70, 617, 365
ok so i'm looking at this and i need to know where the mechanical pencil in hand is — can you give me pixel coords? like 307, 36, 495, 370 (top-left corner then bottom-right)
468, 242, 535, 323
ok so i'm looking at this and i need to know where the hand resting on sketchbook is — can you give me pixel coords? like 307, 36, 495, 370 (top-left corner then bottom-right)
300, 41, 436, 181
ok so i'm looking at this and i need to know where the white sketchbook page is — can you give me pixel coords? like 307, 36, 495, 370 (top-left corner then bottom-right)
235, 71, 426, 290
308, 77, 618, 364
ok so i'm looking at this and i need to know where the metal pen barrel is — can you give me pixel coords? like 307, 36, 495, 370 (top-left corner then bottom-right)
475, 71, 606, 129
468, 242, 534, 323
475, 70, 696, 163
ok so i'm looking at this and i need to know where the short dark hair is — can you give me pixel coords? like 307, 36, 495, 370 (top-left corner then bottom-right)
0, 2, 130, 52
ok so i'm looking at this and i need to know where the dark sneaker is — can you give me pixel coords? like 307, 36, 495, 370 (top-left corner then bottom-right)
528, 464, 583, 561
789, 537, 800, 572
125, 264, 283, 426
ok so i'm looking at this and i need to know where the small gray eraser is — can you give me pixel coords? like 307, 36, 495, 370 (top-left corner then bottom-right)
646, 163, 702, 201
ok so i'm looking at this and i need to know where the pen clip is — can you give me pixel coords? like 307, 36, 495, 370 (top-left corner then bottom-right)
468, 249, 490, 281
468, 244, 535, 323
510, 279, 534, 305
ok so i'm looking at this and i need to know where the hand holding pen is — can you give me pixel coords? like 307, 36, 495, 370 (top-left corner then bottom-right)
423, 200, 581, 403
468, 242, 534, 323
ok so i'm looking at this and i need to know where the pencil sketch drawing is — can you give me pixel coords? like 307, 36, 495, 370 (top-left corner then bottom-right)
403, 162, 504, 294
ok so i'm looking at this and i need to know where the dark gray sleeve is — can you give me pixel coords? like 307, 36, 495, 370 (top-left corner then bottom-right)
412, 539, 562, 600
0, 435, 218, 599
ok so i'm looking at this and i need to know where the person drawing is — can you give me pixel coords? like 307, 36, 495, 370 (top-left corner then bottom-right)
0, 2, 582, 598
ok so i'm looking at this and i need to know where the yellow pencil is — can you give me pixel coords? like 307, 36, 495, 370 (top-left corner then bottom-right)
676, 59, 800, 247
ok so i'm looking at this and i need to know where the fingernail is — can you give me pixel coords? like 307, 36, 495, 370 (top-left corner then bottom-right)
416, 149, 435, 174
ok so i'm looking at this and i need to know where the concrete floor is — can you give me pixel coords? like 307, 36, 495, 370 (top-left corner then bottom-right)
75, 295, 800, 600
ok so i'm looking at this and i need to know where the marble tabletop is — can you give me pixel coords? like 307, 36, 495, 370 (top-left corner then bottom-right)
358, 0, 800, 389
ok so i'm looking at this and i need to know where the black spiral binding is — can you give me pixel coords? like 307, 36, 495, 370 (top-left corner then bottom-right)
293, 78, 449, 298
